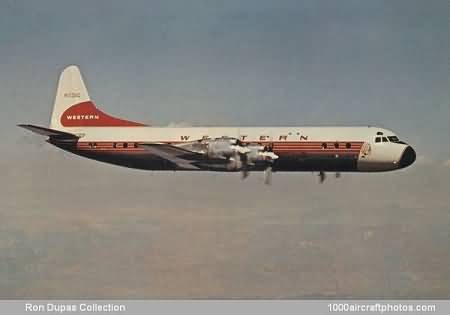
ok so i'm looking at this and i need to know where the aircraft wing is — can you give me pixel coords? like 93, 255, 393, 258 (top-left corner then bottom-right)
139, 143, 202, 170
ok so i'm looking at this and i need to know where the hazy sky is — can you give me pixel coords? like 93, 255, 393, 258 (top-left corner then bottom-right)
1, 0, 448, 159
1, 1, 449, 298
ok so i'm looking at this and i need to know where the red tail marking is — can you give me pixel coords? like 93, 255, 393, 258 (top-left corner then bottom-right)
61, 101, 147, 127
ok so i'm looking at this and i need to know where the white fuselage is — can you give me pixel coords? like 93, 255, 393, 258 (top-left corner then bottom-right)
59, 125, 414, 172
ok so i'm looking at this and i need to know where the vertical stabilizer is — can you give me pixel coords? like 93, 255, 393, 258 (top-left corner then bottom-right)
50, 65, 146, 129
50, 65, 90, 129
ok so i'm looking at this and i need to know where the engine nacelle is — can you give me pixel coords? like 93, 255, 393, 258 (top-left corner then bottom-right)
206, 138, 250, 159
246, 144, 279, 164
226, 157, 243, 171
207, 139, 235, 158
186, 138, 278, 171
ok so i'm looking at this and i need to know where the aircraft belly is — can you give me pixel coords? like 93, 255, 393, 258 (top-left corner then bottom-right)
273, 153, 359, 172
63, 147, 359, 172
54, 144, 173, 170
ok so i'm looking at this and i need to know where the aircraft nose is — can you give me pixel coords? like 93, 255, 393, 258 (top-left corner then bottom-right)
399, 146, 416, 168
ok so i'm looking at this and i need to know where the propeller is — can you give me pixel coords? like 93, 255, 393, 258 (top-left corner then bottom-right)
240, 152, 249, 179
264, 166, 272, 185
220, 140, 277, 184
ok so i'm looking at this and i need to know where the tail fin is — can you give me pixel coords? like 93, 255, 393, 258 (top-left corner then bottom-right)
50, 65, 146, 129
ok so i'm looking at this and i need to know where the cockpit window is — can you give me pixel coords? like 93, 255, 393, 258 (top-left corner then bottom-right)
388, 136, 399, 142
375, 137, 381, 143
382, 137, 388, 142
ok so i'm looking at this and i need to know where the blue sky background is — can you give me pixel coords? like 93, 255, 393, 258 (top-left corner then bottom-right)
1, 0, 448, 159
1, 1, 449, 298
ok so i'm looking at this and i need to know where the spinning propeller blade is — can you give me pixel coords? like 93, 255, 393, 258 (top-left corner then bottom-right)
264, 166, 272, 185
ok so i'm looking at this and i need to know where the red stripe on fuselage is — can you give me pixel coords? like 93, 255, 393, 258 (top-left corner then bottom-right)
74, 141, 364, 156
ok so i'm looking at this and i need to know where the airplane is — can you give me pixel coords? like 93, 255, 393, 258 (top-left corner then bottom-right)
19, 65, 416, 184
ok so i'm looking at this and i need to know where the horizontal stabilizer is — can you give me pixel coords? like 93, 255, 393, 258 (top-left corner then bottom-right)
18, 124, 79, 140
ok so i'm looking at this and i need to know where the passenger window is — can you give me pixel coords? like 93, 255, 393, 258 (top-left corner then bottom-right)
322, 143, 327, 149
123, 143, 128, 148
113, 143, 117, 148
345, 143, 351, 149
334, 142, 339, 149
375, 137, 381, 143
382, 137, 388, 142
134, 143, 138, 148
